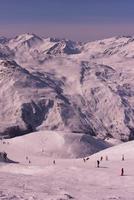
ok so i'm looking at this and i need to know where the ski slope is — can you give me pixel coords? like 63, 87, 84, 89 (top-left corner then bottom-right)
0, 132, 133, 200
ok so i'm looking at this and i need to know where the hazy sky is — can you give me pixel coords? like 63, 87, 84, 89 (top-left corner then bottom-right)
0, 0, 134, 41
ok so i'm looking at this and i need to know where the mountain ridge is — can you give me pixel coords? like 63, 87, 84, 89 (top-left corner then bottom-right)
0, 33, 134, 142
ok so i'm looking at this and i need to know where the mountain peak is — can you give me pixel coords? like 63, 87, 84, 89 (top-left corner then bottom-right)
14, 33, 41, 42
8, 33, 43, 49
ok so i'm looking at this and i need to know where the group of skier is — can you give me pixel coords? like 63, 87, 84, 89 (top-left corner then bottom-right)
83, 154, 125, 176
97, 155, 125, 176
97, 155, 108, 167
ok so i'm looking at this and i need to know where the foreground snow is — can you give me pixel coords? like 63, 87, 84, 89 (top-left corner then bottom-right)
0, 134, 134, 200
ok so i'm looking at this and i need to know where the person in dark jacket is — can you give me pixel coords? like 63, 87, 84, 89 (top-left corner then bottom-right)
53, 160, 56, 164
121, 168, 124, 176
83, 158, 86, 162
97, 160, 100, 168
100, 156, 103, 161
122, 155, 124, 161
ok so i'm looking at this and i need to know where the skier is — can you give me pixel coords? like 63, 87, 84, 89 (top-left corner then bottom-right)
106, 155, 108, 161
122, 154, 124, 161
100, 156, 103, 161
83, 158, 86, 162
53, 160, 56, 164
42, 149, 44, 153
97, 160, 100, 168
121, 168, 124, 176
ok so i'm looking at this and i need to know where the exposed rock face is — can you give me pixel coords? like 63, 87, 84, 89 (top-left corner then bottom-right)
0, 34, 134, 141
0, 152, 19, 163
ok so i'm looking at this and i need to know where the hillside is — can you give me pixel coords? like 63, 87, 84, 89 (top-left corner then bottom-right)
0, 34, 134, 142
0, 130, 111, 160
0, 135, 133, 200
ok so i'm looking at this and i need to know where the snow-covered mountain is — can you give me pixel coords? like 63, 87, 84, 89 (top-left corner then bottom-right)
1, 33, 134, 142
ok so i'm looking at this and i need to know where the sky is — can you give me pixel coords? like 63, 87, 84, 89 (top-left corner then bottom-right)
0, 0, 134, 41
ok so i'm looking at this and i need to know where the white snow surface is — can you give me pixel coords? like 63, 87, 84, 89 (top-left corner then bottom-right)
0, 131, 133, 200
0, 130, 110, 160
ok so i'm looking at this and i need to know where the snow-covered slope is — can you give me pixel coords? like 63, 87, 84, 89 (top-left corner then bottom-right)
0, 130, 110, 160
1, 34, 134, 142
0, 135, 133, 199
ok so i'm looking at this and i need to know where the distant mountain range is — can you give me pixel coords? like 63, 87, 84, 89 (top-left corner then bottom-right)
0, 33, 134, 142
